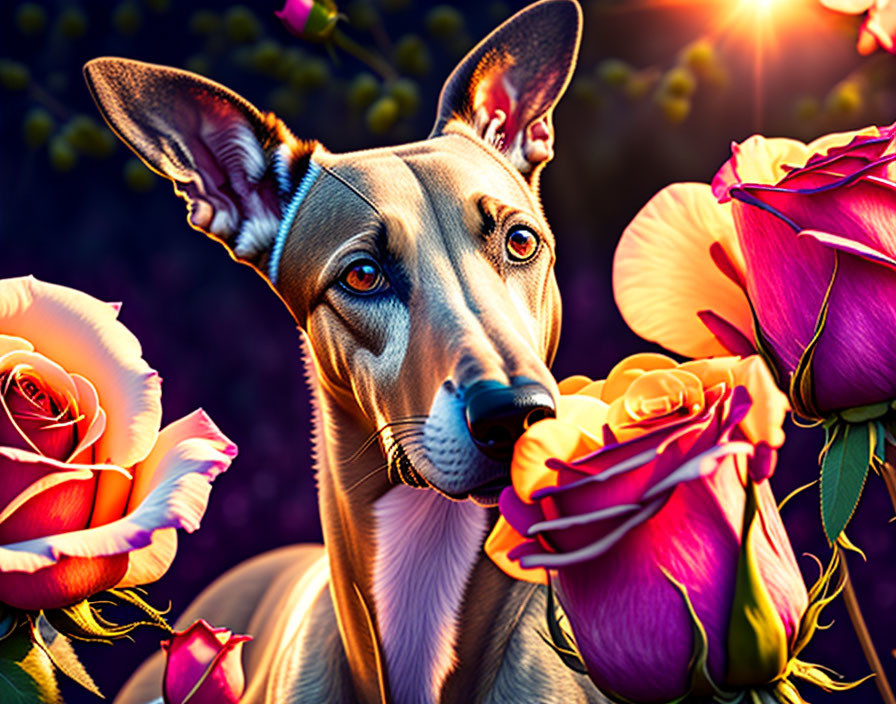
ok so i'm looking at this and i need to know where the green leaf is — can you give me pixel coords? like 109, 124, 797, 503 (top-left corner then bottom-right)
820, 421, 872, 544
0, 627, 61, 704
33, 614, 103, 698
839, 402, 889, 423
725, 482, 789, 687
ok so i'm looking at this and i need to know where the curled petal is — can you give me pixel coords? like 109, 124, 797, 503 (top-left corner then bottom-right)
483, 515, 546, 585
711, 136, 809, 202
0, 427, 234, 575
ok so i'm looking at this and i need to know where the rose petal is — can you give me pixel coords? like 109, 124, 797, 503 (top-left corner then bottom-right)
614, 184, 753, 359
0, 276, 162, 467
813, 253, 896, 409
0, 336, 33, 356
69, 373, 106, 462
865, 0, 896, 52
711, 136, 809, 202
0, 467, 97, 545
0, 553, 128, 610
731, 355, 789, 450
819, 0, 874, 12
730, 189, 835, 375
483, 515, 546, 585
0, 350, 80, 459
600, 353, 678, 404
0, 429, 233, 575
118, 527, 178, 588
510, 417, 597, 502
127, 409, 236, 514
752, 481, 809, 643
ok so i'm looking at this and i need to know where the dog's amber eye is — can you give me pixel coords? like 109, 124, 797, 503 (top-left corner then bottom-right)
506, 227, 539, 262
341, 260, 384, 294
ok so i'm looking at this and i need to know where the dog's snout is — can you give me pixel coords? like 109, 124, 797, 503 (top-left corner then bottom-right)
464, 378, 556, 462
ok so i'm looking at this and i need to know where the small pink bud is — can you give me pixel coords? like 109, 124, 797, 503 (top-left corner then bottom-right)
276, 0, 339, 42
161, 620, 251, 704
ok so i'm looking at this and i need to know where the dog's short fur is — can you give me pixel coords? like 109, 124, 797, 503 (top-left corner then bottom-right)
85, 1, 607, 701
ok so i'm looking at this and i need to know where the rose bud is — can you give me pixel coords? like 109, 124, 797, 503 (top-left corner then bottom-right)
161, 620, 251, 704
276, 0, 339, 42
485, 354, 837, 702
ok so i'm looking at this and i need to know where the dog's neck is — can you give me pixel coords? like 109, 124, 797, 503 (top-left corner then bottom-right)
301, 337, 525, 704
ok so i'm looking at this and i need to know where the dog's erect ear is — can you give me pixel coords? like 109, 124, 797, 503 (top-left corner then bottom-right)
430, 0, 581, 183
84, 57, 319, 274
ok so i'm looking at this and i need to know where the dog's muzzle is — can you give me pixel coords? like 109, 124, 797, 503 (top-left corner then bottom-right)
464, 378, 556, 462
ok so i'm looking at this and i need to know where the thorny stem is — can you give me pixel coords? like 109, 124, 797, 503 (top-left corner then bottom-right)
839, 557, 896, 704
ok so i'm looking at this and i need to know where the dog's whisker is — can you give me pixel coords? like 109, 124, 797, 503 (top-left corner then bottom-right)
344, 462, 389, 495
345, 417, 427, 463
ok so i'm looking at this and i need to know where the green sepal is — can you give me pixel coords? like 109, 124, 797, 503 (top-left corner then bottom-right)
840, 402, 890, 423
0, 623, 61, 703
541, 585, 588, 675
659, 567, 733, 700
45, 588, 172, 643
725, 481, 789, 687
304, 1, 339, 41
31, 614, 102, 698
788, 254, 839, 421
748, 297, 781, 388
819, 421, 872, 544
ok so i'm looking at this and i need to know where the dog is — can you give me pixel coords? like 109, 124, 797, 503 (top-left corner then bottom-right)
85, 1, 605, 701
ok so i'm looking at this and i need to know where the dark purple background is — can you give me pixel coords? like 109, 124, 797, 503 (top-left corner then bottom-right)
1, 0, 895, 701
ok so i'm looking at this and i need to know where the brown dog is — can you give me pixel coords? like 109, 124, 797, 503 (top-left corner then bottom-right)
86, 1, 604, 702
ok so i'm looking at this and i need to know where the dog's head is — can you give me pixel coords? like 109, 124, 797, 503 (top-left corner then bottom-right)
84, 0, 581, 507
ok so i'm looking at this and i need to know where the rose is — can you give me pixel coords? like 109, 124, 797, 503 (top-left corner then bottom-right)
820, 0, 896, 54
161, 619, 251, 704
276, 0, 339, 42
615, 124, 896, 418
0, 276, 236, 610
485, 353, 810, 701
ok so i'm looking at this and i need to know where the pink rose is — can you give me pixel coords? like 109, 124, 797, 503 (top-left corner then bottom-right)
0, 276, 236, 610
486, 354, 809, 701
161, 620, 251, 704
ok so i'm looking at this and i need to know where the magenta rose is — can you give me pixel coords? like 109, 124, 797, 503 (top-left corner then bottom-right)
0, 276, 236, 610
161, 620, 251, 704
486, 354, 810, 702
616, 123, 896, 418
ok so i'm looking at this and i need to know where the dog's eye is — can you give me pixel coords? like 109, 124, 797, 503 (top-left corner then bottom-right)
340, 259, 385, 295
506, 227, 539, 262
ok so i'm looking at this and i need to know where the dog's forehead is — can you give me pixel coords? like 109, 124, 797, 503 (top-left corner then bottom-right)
315, 134, 537, 216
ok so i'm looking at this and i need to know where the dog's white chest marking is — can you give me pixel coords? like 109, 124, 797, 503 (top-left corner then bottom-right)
373, 486, 488, 704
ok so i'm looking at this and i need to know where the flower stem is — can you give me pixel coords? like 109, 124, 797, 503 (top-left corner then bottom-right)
839, 557, 896, 704
331, 29, 397, 81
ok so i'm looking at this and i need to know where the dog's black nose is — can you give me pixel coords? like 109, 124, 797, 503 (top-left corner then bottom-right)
464, 378, 556, 462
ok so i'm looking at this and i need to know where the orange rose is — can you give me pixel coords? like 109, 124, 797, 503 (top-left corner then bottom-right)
0, 277, 236, 610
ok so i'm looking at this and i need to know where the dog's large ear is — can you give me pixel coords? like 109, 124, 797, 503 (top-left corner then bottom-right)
430, 0, 581, 184
84, 58, 319, 277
